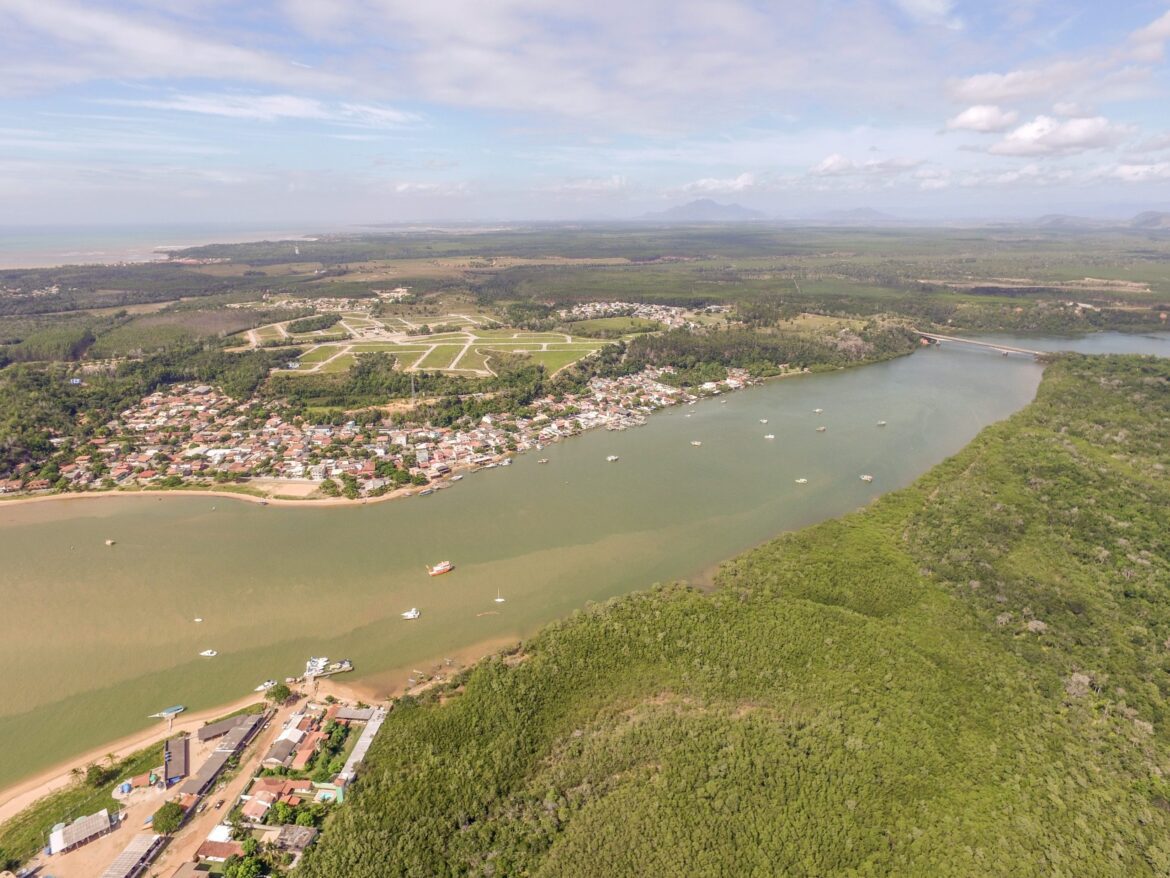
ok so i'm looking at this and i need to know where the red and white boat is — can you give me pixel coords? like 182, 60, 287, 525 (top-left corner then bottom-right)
427, 560, 454, 576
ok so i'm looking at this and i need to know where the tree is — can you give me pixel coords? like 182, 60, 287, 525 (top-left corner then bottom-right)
152, 800, 185, 835
267, 682, 292, 704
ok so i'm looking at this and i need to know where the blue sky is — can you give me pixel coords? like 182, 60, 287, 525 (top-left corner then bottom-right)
1, 0, 1169, 224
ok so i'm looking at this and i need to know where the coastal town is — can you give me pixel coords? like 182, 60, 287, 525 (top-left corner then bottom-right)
0, 365, 755, 501
10, 680, 392, 878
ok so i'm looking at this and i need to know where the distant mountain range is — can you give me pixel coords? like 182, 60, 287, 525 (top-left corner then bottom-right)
1032, 211, 1170, 230
638, 199, 766, 222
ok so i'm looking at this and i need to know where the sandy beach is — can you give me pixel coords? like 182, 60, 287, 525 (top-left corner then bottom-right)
0, 693, 266, 826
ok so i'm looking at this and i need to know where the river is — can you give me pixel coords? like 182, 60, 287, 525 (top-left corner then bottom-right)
1, 331, 1167, 790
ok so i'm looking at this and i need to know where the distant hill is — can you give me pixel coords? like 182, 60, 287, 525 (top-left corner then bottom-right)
1033, 214, 1110, 229
639, 199, 766, 222
1131, 211, 1170, 229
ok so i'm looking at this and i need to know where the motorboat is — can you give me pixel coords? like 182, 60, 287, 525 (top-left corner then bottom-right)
537, 458, 549, 464
428, 560, 454, 576
795, 478, 808, 484
860, 474, 874, 482
876, 420, 887, 427
691, 441, 702, 447
254, 680, 277, 692
814, 408, 823, 414
402, 608, 420, 620
759, 419, 768, 424
764, 434, 775, 440
199, 649, 218, 657
606, 455, 620, 462
494, 589, 506, 604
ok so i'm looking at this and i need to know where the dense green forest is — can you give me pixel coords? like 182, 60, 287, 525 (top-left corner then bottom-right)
299, 354, 1170, 877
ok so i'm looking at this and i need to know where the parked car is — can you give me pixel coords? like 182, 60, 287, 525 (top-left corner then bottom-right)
214, 798, 225, 810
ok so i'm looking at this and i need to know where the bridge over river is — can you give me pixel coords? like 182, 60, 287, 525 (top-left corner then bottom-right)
915, 331, 1044, 358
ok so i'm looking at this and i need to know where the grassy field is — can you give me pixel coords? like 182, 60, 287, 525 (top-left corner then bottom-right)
415, 345, 465, 370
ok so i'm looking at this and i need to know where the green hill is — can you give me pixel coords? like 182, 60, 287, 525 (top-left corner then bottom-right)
300, 354, 1170, 878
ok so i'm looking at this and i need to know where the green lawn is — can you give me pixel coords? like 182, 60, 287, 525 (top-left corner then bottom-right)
567, 317, 663, 334
415, 345, 464, 370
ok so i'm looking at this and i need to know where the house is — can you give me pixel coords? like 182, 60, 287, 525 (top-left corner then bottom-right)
276, 824, 318, 858
48, 808, 115, 855
163, 737, 188, 786
194, 840, 245, 862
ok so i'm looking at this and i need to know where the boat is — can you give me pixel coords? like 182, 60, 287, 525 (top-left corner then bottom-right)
193, 617, 203, 623
483, 462, 498, 469
259, 500, 268, 506
428, 560, 455, 576
876, 420, 887, 427
764, 434, 775, 440
254, 679, 277, 692
419, 489, 434, 496
305, 656, 353, 677
795, 478, 808, 484
104, 539, 116, 546
500, 459, 512, 467
199, 649, 218, 657
537, 458, 549, 464
450, 474, 464, 481
606, 455, 620, 462
816, 426, 826, 432
401, 608, 420, 620
494, 589, 506, 604
759, 419, 768, 424
690, 441, 702, 447
149, 705, 186, 719
860, 474, 874, 482
814, 408, 824, 414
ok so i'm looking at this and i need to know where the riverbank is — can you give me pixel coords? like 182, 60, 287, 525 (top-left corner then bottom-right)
0, 693, 263, 827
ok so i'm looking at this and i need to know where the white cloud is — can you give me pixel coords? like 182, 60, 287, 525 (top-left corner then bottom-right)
810, 154, 922, 176
945, 105, 1019, 133
1128, 10, 1170, 62
681, 172, 756, 193
553, 175, 628, 193
391, 181, 469, 196
988, 115, 1132, 156
1110, 161, 1170, 183
890, 0, 963, 29
948, 60, 1098, 104
1127, 132, 1170, 154
104, 94, 415, 127
0, 0, 342, 94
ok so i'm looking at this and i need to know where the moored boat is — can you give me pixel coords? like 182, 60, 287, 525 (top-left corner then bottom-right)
199, 649, 218, 657
606, 455, 619, 462
402, 608, 420, 620
860, 474, 874, 482
690, 440, 702, 446
254, 679, 277, 692
795, 478, 808, 484
764, 434, 775, 439
428, 560, 455, 576
816, 426, 826, 432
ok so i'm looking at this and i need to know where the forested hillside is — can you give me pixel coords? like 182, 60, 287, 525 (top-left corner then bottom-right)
299, 354, 1170, 877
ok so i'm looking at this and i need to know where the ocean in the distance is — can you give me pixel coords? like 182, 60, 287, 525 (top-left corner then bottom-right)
0, 224, 324, 269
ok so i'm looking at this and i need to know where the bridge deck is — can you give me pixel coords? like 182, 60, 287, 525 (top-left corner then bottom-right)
916, 332, 1042, 356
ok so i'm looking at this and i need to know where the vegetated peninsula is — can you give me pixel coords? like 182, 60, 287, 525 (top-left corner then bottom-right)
299, 354, 1170, 877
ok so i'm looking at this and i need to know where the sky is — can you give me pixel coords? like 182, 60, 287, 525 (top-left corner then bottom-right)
1, 0, 1170, 225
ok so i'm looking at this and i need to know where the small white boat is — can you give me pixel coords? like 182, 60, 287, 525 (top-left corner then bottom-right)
199, 649, 218, 657
795, 478, 808, 485
537, 458, 549, 464
494, 589, 506, 604
690, 440, 702, 447
500, 459, 512, 467
193, 617, 203, 623
428, 560, 454, 576
876, 420, 887, 427
764, 434, 775, 439
104, 539, 116, 546
816, 426, 826, 432
606, 455, 620, 462
401, 608, 420, 620
759, 419, 768, 424
685, 413, 692, 417
814, 408, 823, 414
450, 474, 464, 481
254, 679, 277, 692
860, 474, 874, 482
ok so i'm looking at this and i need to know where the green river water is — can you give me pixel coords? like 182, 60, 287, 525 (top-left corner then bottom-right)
1, 332, 1167, 789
